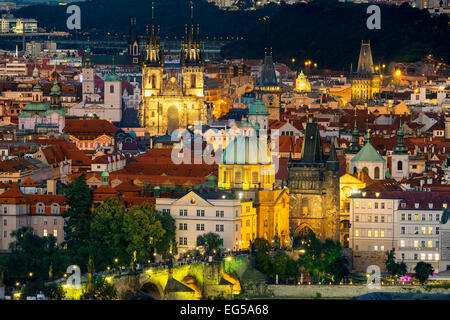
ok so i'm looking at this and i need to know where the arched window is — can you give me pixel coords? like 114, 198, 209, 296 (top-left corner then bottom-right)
151, 75, 156, 89
110, 85, 114, 94
37, 203, 45, 214
363, 167, 369, 175
51, 203, 60, 214
374, 167, 380, 179
191, 74, 196, 88
353, 167, 357, 174
397, 161, 403, 171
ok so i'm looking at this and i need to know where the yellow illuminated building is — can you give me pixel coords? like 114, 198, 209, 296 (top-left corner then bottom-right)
139, 5, 206, 136
339, 173, 366, 246
295, 70, 311, 92
218, 118, 289, 248
351, 41, 381, 104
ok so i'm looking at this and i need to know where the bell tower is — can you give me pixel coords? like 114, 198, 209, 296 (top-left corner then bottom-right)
180, 1, 204, 98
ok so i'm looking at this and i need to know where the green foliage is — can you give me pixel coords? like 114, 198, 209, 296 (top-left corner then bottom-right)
21, 281, 65, 300
81, 277, 118, 300
62, 175, 92, 270
251, 238, 271, 253
298, 232, 348, 283
255, 251, 273, 276
124, 202, 165, 263
0, 227, 69, 285
272, 252, 298, 282
197, 232, 222, 255
155, 210, 177, 258
385, 250, 407, 277
414, 262, 434, 285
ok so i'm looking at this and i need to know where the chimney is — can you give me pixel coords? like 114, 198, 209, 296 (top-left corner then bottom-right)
47, 179, 56, 195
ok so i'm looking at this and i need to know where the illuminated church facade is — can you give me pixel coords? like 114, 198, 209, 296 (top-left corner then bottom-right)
139, 4, 206, 136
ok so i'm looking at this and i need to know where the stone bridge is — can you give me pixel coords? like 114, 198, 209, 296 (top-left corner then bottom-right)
113, 257, 248, 300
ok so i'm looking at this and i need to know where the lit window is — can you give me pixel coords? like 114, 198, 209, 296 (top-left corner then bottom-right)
368, 230, 372, 237
428, 254, 433, 261
355, 230, 359, 237
368, 216, 372, 222
380, 230, 385, 238
43, 229, 48, 237
400, 240, 405, 247
53, 230, 58, 237
374, 245, 378, 251
355, 201, 360, 209
368, 202, 372, 209
435, 254, 439, 261
420, 253, 425, 260
414, 214, 419, 221
414, 240, 419, 248
380, 246, 384, 251
421, 227, 426, 235
401, 214, 405, 221
374, 230, 379, 238
428, 227, 433, 235
428, 241, 433, 248
355, 215, 359, 222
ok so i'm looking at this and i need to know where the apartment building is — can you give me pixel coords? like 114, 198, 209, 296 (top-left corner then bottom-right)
350, 190, 450, 273
395, 193, 449, 272
156, 190, 251, 253
0, 183, 67, 251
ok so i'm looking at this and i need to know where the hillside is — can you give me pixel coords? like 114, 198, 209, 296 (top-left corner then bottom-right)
11, 0, 450, 70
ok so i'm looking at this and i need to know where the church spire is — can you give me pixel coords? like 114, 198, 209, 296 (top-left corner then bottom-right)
144, 1, 163, 67
181, 0, 203, 67
327, 138, 339, 171
393, 118, 408, 154
356, 40, 375, 76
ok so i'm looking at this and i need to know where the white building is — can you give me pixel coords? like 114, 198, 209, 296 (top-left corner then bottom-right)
155, 191, 244, 254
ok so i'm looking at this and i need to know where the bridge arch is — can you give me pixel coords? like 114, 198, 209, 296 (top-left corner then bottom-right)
140, 281, 164, 300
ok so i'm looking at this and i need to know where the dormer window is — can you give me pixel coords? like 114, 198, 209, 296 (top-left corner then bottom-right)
414, 203, 419, 209
428, 203, 433, 209
401, 202, 406, 209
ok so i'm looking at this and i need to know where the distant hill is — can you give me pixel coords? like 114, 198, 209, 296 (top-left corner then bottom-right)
12, 0, 450, 70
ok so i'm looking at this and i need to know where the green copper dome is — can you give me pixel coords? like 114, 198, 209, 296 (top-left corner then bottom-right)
50, 80, 61, 95
22, 102, 49, 112
248, 99, 269, 115
351, 142, 385, 163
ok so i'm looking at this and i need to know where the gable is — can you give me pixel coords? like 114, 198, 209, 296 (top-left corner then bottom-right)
171, 191, 213, 208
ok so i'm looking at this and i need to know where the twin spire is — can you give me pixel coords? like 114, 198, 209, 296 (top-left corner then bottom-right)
144, 1, 203, 67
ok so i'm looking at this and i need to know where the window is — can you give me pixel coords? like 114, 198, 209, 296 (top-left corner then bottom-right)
414, 227, 418, 234
179, 209, 183, 216
428, 227, 433, 235
374, 230, 379, 238
421, 240, 425, 248
401, 226, 405, 234
374, 245, 378, 251
380, 230, 385, 238
375, 216, 378, 222
420, 253, 425, 260
435, 254, 439, 261
374, 167, 380, 179
3, 231, 6, 238
235, 171, 242, 184
3, 219, 6, 226
421, 227, 426, 235
414, 240, 419, 248
252, 172, 258, 184
408, 214, 412, 221
196, 224, 205, 231
44, 218, 48, 225
400, 240, 405, 247
355, 201, 360, 209
368, 202, 372, 209
216, 210, 224, 218
436, 240, 439, 248
197, 210, 205, 217
355, 215, 359, 222
375, 203, 379, 209
368, 216, 372, 222
355, 230, 359, 237
380, 246, 384, 251
162, 209, 171, 214
33, 217, 37, 225
381, 216, 385, 223
54, 219, 57, 225
53, 230, 58, 237
368, 230, 372, 237
428, 241, 433, 248
414, 214, 419, 221
401, 213, 405, 221
37, 203, 45, 214
216, 225, 224, 232
428, 214, 433, 221
401, 253, 405, 260
435, 214, 440, 221
436, 227, 439, 235
51, 204, 60, 214
414, 254, 418, 260
428, 253, 433, 261
3, 207, 7, 214
236, 224, 239, 231
43, 229, 48, 237
421, 214, 425, 221
110, 85, 114, 94
397, 161, 403, 171
381, 203, 385, 209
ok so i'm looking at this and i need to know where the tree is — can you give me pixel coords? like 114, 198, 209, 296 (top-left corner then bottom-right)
155, 210, 177, 258
255, 250, 273, 277
385, 249, 407, 278
326, 256, 350, 283
272, 252, 298, 282
250, 238, 271, 253
81, 277, 118, 300
90, 198, 128, 271
0, 227, 69, 285
62, 175, 92, 271
197, 232, 222, 255
414, 262, 434, 285
123, 202, 165, 265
